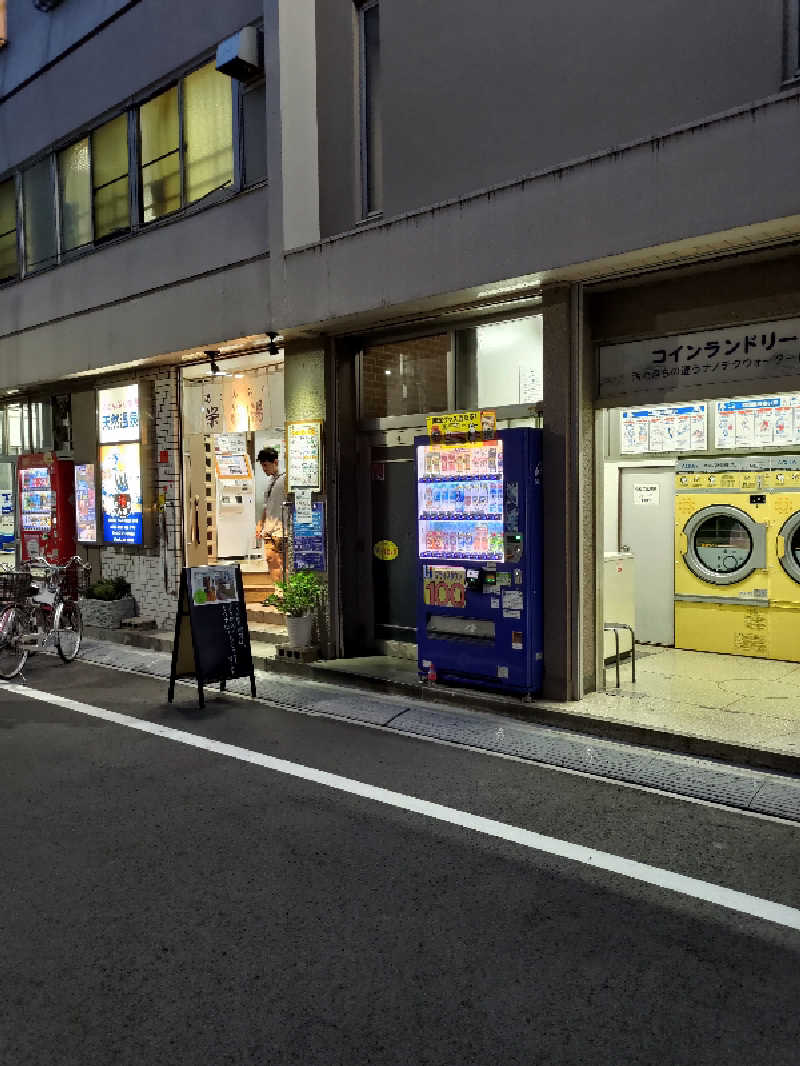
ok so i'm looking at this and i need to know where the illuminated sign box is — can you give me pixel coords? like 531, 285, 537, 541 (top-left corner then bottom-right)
100, 443, 142, 545
75, 464, 97, 543
98, 384, 140, 443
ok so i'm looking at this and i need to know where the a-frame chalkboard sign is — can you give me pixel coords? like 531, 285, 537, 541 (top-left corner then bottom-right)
168, 565, 256, 708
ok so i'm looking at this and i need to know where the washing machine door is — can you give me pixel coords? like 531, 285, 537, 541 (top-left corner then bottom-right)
682, 504, 767, 586
778, 511, 800, 585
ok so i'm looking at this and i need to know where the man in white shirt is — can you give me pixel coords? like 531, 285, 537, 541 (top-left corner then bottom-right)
255, 446, 287, 580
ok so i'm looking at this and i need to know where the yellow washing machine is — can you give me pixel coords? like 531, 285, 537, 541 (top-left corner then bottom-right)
767, 455, 800, 662
675, 457, 770, 657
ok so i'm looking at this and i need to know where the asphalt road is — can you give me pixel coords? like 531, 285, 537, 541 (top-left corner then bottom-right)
1, 658, 799, 1065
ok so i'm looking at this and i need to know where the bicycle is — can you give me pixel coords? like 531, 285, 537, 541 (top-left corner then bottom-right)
0, 555, 91, 680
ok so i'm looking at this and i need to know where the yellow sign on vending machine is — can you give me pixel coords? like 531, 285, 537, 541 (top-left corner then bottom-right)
423, 567, 467, 609
426, 410, 496, 440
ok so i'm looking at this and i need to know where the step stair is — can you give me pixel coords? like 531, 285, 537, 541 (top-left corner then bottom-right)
246, 602, 286, 626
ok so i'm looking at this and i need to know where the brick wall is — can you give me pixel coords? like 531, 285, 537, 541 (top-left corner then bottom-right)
100, 369, 182, 629
361, 334, 449, 418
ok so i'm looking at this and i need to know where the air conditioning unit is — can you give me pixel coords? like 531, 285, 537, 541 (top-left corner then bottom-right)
216, 26, 263, 82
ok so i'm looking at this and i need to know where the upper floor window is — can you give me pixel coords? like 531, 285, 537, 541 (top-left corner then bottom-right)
358, 0, 382, 217
140, 61, 233, 223
0, 179, 17, 282
92, 115, 131, 241
22, 159, 57, 272
0, 56, 252, 282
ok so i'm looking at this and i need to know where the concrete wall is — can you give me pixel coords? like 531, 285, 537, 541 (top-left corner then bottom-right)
0, 0, 263, 173
282, 89, 800, 332
315, 0, 785, 237
0, 187, 270, 389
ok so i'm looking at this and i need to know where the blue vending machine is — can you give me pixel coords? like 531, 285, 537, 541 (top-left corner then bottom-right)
416, 427, 543, 694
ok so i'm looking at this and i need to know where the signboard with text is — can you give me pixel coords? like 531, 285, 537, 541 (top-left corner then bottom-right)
599, 317, 800, 401
100, 443, 142, 544
426, 410, 496, 440
286, 420, 322, 491
98, 384, 140, 443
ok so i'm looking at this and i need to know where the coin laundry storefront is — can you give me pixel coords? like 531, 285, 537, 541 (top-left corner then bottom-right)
592, 256, 800, 741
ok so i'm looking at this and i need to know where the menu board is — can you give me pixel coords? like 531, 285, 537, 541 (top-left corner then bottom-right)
619, 404, 707, 455
215, 453, 252, 479
286, 421, 322, 491
168, 565, 256, 708
214, 433, 247, 456
75, 464, 97, 543
714, 395, 800, 449
98, 384, 140, 443
100, 443, 142, 544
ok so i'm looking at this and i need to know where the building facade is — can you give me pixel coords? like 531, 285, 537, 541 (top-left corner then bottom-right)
5, 1, 800, 703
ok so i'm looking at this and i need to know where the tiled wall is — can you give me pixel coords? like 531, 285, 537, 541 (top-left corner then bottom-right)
100, 370, 183, 628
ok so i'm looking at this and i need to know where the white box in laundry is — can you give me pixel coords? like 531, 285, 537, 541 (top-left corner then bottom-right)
603, 552, 635, 659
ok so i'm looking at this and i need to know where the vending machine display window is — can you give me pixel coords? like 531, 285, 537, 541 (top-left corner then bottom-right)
417, 440, 504, 562
20, 467, 53, 532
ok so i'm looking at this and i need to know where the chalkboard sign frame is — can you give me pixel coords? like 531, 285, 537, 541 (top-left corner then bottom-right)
167, 565, 257, 708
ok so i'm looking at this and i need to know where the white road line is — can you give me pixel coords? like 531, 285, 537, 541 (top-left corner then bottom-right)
4, 680, 800, 933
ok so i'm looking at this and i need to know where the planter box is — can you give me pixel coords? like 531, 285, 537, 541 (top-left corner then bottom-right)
81, 595, 136, 629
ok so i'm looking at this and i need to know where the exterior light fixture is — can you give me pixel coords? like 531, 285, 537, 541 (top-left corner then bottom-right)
205, 350, 228, 376
266, 332, 281, 357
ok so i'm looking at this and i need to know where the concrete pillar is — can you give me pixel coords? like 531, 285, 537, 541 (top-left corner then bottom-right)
541, 283, 595, 699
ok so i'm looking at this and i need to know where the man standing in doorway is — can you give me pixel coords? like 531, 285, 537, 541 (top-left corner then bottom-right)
256, 446, 287, 583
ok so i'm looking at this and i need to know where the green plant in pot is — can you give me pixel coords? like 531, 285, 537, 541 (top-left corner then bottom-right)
264, 571, 322, 649
85, 576, 132, 600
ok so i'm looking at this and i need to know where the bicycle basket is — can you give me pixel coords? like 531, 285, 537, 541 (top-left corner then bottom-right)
62, 560, 92, 599
0, 570, 34, 604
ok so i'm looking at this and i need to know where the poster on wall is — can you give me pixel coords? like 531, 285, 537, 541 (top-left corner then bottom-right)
286, 421, 322, 491
100, 443, 142, 544
713, 396, 800, 449
98, 384, 140, 443
619, 404, 707, 455
0, 489, 14, 549
74, 464, 97, 543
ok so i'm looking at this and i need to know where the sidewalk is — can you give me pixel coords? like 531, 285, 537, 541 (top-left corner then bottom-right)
65, 636, 800, 823
87, 626, 800, 776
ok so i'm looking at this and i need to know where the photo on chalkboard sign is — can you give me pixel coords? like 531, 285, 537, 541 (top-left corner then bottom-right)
191, 565, 237, 606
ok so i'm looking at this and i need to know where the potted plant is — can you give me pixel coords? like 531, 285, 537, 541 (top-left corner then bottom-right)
82, 575, 136, 629
265, 571, 322, 649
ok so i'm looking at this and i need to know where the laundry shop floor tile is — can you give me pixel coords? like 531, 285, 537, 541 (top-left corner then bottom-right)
604, 670, 740, 710
574, 691, 800, 755
629, 647, 800, 683
717, 675, 800, 705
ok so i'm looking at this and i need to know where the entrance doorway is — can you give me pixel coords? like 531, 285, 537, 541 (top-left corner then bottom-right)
370, 443, 417, 646
597, 392, 800, 754
181, 351, 287, 653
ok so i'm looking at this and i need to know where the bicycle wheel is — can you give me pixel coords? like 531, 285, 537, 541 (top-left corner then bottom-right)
54, 599, 82, 663
0, 607, 28, 679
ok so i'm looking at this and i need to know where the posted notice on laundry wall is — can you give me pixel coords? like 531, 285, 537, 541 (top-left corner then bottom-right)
633, 482, 660, 506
